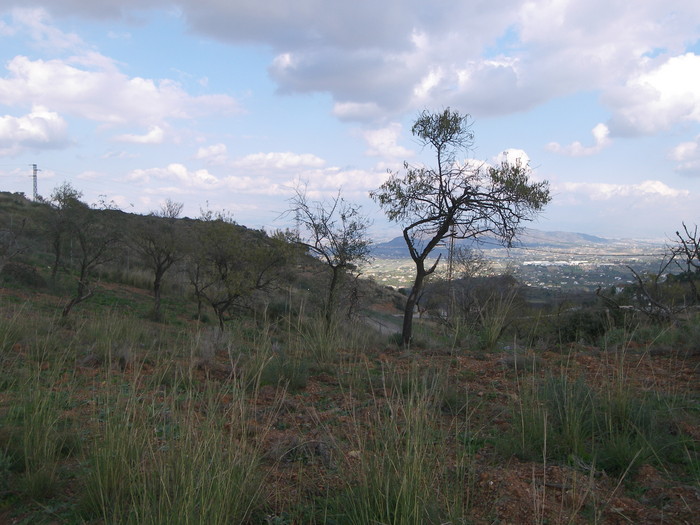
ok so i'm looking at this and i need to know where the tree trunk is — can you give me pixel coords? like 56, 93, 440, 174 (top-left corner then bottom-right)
402, 268, 426, 347
326, 266, 341, 329
153, 269, 164, 321
51, 237, 62, 283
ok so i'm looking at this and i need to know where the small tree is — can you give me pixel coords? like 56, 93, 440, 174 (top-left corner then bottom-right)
47, 182, 83, 283
0, 217, 25, 274
132, 199, 185, 321
287, 185, 372, 327
61, 198, 122, 317
671, 222, 700, 303
186, 210, 291, 330
371, 108, 550, 346
599, 222, 700, 322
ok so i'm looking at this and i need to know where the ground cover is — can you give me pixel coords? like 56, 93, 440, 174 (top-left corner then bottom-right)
0, 283, 698, 524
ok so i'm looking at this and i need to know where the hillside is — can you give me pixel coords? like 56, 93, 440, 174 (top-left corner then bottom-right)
1, 189, 699, 524
371, 228, 622, 259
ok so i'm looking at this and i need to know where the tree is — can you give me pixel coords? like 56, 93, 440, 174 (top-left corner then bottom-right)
286, 185, 372, 327
671, 222, 700, 303
598, 222, 700, 322
186, 210, 291, 330
47, 182, 84, 283
131, 199, 185, 321
0, 217, 25, 274
371, 108, 550, 346
61, 198, 123, 317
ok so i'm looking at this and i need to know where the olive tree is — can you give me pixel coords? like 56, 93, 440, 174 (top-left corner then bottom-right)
131, 199, 185, 321
371, 108, 550, 346
0, 218, 24, 274
47, 182, 84, 282
186, 210, 291, 330
61, 198, 123, 317
287, 185, 372, 327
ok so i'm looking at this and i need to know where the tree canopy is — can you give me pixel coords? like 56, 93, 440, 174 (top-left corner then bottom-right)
371, 108, 551, 346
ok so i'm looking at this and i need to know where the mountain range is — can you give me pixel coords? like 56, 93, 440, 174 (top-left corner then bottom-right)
370, 228, 617, 259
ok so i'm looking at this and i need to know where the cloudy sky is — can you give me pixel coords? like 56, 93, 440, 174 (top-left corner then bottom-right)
0, 1, 699, 241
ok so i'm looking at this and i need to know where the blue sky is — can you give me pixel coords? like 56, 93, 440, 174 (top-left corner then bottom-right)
0, 1, 699, 241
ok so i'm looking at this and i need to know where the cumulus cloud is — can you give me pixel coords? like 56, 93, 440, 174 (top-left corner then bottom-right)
362, 123, 413, 158
114, 125, 165, 144
557, 179, 690, 201
195, 143, 228, 165
546, 123, 611, 156
669, 136, 700, 176
606, 53, 700, 136
232, 152, 325, 171
496, 148, 531, 166
0, 55, 240, 127
5, 1, 700, 128
332, 101, 383, 121
11, 7, 84, 51
0, 105, 69, 156
126, 163, 219, 189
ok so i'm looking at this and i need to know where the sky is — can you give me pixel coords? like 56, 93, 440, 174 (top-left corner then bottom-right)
0, 1, 699, 242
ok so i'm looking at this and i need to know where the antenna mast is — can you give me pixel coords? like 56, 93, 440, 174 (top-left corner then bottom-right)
32, 164, 38, 200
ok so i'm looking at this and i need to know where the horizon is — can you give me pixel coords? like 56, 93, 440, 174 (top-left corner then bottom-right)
0, 2, 699, 242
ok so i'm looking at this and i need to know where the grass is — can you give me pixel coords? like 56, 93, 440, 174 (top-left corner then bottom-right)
327, 365, 473, 524
0, 290, 698, 523
499, 349, 697, 480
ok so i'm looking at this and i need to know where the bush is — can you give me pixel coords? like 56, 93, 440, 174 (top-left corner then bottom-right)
0, 262, 47, 288
556, 308, 610, 344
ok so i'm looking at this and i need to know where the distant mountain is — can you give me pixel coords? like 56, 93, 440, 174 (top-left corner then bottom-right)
371, 228, 612, 258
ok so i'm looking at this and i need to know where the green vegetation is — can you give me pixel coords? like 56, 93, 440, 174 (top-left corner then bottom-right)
0, 189, 699, 523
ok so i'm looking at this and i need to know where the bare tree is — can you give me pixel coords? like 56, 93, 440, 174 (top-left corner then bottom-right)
371, 108, 550, 346
671, 222, 700, 303
132, 199, 185, 321
597, 224, 700, 323
286, 184, 372, 327
0, 217, 25, 274
61, 200, 122, 317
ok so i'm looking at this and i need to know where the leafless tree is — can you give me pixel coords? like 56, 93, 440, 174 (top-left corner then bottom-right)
286, 184, 372, 327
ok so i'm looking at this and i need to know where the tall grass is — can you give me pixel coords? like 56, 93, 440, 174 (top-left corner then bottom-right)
328, 365, 476, 524
80, 343, 278, 524
1, 325, 79, 502
499, 345, 697, 479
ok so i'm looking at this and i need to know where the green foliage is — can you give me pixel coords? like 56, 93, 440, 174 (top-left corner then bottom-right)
185, 213, 294, 330
327, 369, 458, 524
0, 261, 47, 288
556, 307, 611, 344
371, 108, 550, 346
499, 371, 696, 477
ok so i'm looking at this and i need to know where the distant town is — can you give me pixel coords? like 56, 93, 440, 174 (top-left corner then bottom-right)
364, 230, 668, 291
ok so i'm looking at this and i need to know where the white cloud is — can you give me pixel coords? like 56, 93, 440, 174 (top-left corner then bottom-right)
114, 125, 165, 144
220, 175, 286, 196
126, 163, 219, 189
332, 101, 383, 121
5, 2, 700, 128
496, 148, 531, 166
11, 7, 84, 51
0, 55, 240, 127
195, 143, 228, 165
547, 123, 611, 156
362, 123, 413, 158
670, 136, 700, 175
232, 152, 325, 171
557, 179, 690, 201
0, 105, 69, 156
606, 53, 700, 135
